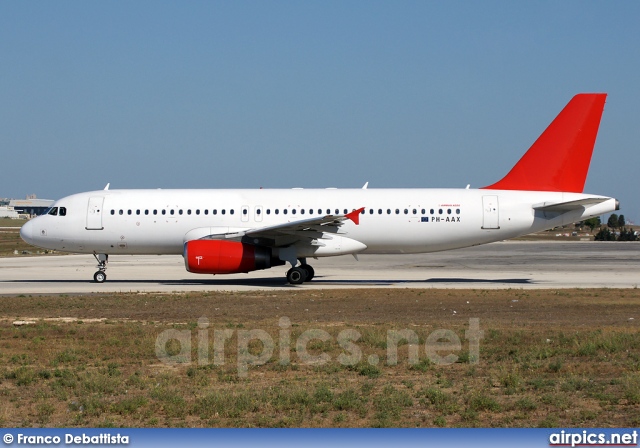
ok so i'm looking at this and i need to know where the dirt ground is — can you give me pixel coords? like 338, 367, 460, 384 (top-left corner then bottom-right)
1, 288, 638, 328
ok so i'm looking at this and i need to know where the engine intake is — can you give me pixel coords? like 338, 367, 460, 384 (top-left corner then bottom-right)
184, 240, 275, 274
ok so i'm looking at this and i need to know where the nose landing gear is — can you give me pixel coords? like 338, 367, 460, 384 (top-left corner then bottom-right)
92, 253, 108, 283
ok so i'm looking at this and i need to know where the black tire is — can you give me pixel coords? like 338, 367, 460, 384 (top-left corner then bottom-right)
286, 267, 307, 285
94, 271, 107, 283
300, 264, 315, 282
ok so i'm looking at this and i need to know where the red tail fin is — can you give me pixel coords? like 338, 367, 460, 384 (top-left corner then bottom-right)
482, 93, 607, 193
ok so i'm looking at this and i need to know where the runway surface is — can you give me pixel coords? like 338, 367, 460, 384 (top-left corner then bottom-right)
1, 241, 638, 294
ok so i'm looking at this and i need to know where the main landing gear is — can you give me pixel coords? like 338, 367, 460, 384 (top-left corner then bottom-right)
93, 253, 108, 283
286, 259, 315, 285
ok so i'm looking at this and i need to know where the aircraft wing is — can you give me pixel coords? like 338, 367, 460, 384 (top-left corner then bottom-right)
200, 207, 365, 245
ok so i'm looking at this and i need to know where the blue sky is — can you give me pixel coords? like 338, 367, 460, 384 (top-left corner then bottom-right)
1, 2, 639, 222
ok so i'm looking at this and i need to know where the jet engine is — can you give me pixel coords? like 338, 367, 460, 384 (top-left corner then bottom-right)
184, 240, 279, 274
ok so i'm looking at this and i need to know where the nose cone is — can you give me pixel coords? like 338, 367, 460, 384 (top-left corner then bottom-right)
20, 219, 34, 245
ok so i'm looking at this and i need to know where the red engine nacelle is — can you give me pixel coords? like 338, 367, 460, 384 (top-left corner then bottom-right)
184, 240, 274, 274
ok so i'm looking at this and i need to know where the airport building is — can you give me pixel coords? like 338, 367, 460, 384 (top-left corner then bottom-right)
7, 196, 54, 216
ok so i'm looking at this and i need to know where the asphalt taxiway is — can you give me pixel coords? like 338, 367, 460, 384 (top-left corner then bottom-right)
0, 241, 638, 294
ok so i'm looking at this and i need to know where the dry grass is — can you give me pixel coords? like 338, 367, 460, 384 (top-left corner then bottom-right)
0, 220, 53, 257
0, 289, 639, 427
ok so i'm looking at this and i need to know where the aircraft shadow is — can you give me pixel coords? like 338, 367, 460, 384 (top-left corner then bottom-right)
3, 277, 533, 287
424, 278, 532, 284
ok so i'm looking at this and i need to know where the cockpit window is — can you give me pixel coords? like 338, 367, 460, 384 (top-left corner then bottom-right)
48, 207, 58, 216
59, 207, 67, 216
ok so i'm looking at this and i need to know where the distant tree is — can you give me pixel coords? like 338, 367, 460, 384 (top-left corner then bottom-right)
594, 228, 616, 241
607, 214, 619, 229
618, 214, 626, 228
617, 228, 638, 242
583, 217, 601, 231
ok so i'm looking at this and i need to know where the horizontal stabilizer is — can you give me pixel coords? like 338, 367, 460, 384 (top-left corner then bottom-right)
533, 197, 607, 212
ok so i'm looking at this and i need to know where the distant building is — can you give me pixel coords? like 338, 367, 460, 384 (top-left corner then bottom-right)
0, 206, 20, 218
9, 196, 55, 216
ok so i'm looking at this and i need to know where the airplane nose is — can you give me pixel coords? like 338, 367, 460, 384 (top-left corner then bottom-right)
20, 219, 34, 245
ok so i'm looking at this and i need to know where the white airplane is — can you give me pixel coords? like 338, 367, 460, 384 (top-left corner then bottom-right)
20, 93, 619, 284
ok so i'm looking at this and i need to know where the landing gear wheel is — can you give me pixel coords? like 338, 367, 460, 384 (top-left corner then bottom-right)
92, 253, 108, 283
287, 267, 307, 285
299, 264, 315, 282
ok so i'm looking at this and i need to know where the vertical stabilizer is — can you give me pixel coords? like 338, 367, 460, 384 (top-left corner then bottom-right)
482, 93, 607, 193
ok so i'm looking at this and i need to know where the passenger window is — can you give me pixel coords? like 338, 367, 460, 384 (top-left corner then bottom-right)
404, 209, 408, 214
378, 209, 382, 214
318, 209, 322, 215
179, 210, 183, 215
243, 209, 248, 215
119, 210, 124, 215
195, 210, 199, 215
421, 209, 425, 214
266, 209, 271, 215
413, 209, 417, 215
162, 210, 166, 215
292, 209, 297, 215
447, 209, 452, 214
230, 209, 234, 215
456, 209, 461, 214
136, 210, 140, 215
387, 209, 391, 214
153, 210, 157, 215
430, 209, 434, 214
395, 209, 400, 214
326, 209, 331, 214
369, 209, 374, 214
213, 210, 217, 215
275, 209, 279, 215
204, 210, 208, 215
170, 210, 174, 215
439, 209, 443, 214
145, 210, 149, 215
187, 210, 191, 215
111, 210, 115, 215
283, 209, 288, 215
300, 209, 304, 215
222, 210, 226, 215
257, 209, 261, 215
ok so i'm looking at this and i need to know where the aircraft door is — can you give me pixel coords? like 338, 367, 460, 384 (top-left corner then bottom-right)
86, 197, 105, 230
482, 195, 499, 229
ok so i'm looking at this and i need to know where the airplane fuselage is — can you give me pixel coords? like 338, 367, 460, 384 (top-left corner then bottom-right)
21, 188, 616, 256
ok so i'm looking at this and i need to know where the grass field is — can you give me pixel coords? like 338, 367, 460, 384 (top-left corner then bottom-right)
0, 220, 56, 257
0, 289, 638, 427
